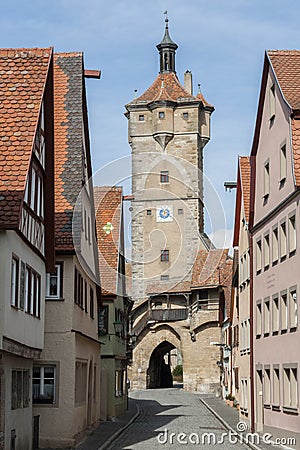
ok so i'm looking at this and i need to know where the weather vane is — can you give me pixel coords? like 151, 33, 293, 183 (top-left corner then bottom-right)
164, 10, 168, 22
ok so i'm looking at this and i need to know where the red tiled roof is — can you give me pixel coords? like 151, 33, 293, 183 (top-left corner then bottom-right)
94, 186, 122, 296
0, 48, 52, 228
239, 156, 251, 223
146, 280, 191, 295
195, 92, 213, 108
268, 50, 300, 110
268, 51, 300, 187
191, 249, 232, 288
130, 72, 196, 104
53, 52, 93, 251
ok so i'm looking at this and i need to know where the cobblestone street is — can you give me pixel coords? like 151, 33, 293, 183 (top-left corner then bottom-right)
107, 388, 249, 450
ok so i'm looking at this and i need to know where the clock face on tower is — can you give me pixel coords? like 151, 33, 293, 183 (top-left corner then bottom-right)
156, 206, 173, 222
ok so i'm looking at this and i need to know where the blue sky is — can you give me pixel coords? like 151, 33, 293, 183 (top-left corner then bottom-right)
2, 0, 300, 248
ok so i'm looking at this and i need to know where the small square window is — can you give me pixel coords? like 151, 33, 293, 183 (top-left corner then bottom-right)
158, 111, 165, 119
160, 171, 169, 183
161, 275, 169, 281
146, 210, 152, 216
178, 208, 183, 215
139, 115, 144, 121
183, 112, 189, 119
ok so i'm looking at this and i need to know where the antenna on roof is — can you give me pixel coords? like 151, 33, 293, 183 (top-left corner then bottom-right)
164, 10, 168, 23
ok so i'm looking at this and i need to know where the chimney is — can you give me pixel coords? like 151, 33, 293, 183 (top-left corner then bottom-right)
184, 70, 193, 95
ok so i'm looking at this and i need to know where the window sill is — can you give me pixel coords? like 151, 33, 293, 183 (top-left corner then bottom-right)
289, 250, 296, 258
272, 405, 281, 412
45, 297, 65, 302
282, 406, 299, 415
264, 404, 271, 409
272, 259, 278, 266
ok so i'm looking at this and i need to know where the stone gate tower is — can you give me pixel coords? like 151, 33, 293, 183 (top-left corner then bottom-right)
125, 18, 214, 304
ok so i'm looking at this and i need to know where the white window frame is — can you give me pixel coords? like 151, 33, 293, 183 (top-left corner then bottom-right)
280, 219, 287, 259
272, 294, 279, 334
32, 365, 56, 405
282, 365, 298, 411
288, 212, 296, 254
272, 225, 279, 264
280, 142, 287, 183
280, 291, 288, 333
289, 287, 297, 330
46, 263, 63, 299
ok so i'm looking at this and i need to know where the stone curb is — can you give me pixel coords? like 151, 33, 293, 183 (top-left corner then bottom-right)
199, 397, 262, 450
97, 402, 141, 450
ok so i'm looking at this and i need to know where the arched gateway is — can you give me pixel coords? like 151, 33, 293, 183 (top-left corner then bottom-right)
125, 19, 233, 393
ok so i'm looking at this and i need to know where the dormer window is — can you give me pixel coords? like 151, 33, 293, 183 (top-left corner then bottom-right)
139, 115, 144, 121
183, 112, 189, 119
158, 111, 165, 119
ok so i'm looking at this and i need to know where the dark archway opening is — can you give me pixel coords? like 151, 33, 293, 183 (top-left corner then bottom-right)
147, 341, 177, 389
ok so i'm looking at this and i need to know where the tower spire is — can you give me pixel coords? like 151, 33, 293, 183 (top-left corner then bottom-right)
156, 13, 178, 74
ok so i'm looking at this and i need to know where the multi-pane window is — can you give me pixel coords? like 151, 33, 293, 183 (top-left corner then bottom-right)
161, 249, 169, 262
11, 370, 30, 410
272, 226, 279, 264
264, 161, 270, 198
264, 367, 271, 407
263, 234, 270, 269
273, 367, 280, 407
33, 366, 56, 404
263, 298, 270, 336
288, 214, 296, 254
280, 143, 287, 182
272, 295, 279, 334
289, 289, 297, 330
11, 256, 19, 307
280, 220, 287, 259
256, 301, 262, 337
280, 292, 288, 332
24, 165, 44, 218
74, 267, 84, 309
46, 263, 63, 299
256, 238, 262, 273
283, 366, 298, 410
25, 266, 41, 318
98, 305, 109, 335
75, 361, 87, 405
160, 170, 169, 183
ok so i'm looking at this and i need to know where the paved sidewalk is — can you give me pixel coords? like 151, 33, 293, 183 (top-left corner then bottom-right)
76, 398, 140, 450
199, 395, 281, 450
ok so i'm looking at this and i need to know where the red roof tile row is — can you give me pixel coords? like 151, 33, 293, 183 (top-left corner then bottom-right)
0, 48, 52, 228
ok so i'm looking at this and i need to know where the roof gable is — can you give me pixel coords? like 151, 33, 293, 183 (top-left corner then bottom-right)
0, 47, 52, 228
128, 72, 196, 105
